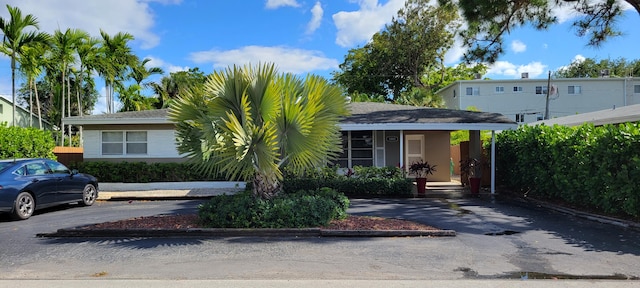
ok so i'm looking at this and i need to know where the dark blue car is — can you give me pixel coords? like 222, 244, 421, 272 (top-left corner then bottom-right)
0, 158, 99, 220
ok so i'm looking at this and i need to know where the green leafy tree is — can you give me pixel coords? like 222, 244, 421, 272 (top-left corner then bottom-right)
95, 30, 136, 114
169, 63, 349, 199
333, 1, 461, 104
447, 0, 640, 63
18, 43, 49, 129
0, 4, 49, 126
150, 68, 207, 109
555, 57, 640, 78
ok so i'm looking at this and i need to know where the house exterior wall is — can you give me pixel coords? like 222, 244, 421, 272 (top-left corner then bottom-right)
0, 96, 51, 129
81, 124, 185, 162
439, 77, 640, 124
405, 130, 450, 182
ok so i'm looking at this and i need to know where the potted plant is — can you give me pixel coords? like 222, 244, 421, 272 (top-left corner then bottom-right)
460, 158, 481, 194
408, 160, 436, 196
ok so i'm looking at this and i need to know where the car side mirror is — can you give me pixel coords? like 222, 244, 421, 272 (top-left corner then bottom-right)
71, 169, 79, 175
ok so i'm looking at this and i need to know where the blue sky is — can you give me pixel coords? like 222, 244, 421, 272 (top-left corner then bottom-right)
1, 0, 639, 114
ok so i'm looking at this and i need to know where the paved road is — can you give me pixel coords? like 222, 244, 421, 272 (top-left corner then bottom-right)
1, 196, 639, 282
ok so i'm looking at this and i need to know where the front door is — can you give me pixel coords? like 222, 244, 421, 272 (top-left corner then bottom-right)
405, 134, 424, 169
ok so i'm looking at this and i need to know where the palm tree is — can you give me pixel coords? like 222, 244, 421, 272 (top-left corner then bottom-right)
17, 43, 49, 129
130, 57, 164, 86
168, 63, 350, 199
96, 30, 136, 114
0, 4, 49, 127
50, 28, 88, 145
75, 35, 100, 146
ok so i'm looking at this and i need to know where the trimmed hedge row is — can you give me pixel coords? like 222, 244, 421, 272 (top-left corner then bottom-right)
496, 123, 640, 218
0, 124, 56, 159
72, 161, 225, 183
283, 165, 414, 197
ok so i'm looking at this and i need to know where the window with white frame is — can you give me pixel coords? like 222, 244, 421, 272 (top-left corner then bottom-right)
102, 131, 147, 155
513, 86, 523, 92
465, 87, 480, 96
495, 86, 504, 93
635, 85, 640, 93
335, 131, 373, 168
568, 85, 582, 94
535, 86, 548, 95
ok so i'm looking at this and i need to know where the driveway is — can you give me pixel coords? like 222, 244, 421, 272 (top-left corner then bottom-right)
0, 196, 639, 281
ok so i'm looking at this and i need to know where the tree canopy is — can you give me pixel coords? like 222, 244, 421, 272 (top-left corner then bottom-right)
447, 0, 640, 63
332, 0, 464, 105
554, 57, 640, 78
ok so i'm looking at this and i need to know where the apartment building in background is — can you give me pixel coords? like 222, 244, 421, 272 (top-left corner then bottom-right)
437, 73, 640, 124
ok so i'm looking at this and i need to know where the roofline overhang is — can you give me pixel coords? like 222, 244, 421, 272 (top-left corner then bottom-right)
63, 118, 171, 125
339, 123, 518, 131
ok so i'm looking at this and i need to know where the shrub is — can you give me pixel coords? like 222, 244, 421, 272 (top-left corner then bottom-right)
0, 124, 56, 159
496, 122, 640, 219
72, 161, 225, 182
198, 188, 349, 228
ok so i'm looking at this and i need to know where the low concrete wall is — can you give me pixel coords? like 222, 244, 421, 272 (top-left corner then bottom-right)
97, 181, 246, 200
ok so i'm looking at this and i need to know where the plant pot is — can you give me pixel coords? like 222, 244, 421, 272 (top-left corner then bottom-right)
416, 177, 427, 196
469, 177, 481, 194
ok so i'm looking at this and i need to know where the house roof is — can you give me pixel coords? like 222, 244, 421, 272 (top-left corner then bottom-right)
343, 102, 517, 131
530, 104, 640, 127
64, 102, 517, 131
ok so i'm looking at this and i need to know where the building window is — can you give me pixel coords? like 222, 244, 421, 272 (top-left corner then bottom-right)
336, 131, 373, 168
515, 114, 525, 123
102, 131, 147, 155
535, 86, 548, 95
568, 85, 582, 94
513, 86, 523, 92
465, 87, 480, 96
635, 85, 640, 93
495, 86, 504, 93
0, 103, 3, 114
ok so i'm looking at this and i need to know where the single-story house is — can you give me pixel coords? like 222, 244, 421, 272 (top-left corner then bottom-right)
64, 102, 517, 193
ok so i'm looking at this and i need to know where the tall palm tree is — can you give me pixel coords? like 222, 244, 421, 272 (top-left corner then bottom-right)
96, 30, 135, 114
168, 63, 350, 199
18, 43, 49, 129
0, 4, 49, 127
130, 57, 164, 86
75, 36, 100, 146
50, 28, 88, 145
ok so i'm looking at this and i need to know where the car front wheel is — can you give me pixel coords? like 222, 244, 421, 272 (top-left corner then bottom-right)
81, 184, 97, 206
12, 192, 35, 220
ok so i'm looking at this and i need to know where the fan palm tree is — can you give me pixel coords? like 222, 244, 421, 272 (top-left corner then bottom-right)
0, 4, 49, 127
168, 63, 350, 199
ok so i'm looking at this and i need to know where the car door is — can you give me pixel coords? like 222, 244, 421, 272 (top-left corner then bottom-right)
22, 162, 58, 206
45, 160, 84, 203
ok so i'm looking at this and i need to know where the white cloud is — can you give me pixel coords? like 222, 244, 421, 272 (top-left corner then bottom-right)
332, 0, 405, 47
487, 61, 547, 79
306, 1, 323, 35
511, 40, 526, 53
0, 0, 176, 49
145, 56, 189, 74
189, 46, 339, 74
265, 0, 300, 9
556, 54, 586, 73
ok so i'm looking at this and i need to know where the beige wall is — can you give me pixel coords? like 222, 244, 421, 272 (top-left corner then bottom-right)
405, 131, 451, 182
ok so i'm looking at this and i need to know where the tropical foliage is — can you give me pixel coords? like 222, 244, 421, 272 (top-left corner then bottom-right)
555, 57, 640, 78
169, 63, 349, 199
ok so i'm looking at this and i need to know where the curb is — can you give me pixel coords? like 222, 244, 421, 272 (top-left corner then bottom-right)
36, 228, 456, 238
522, 197, 640, 230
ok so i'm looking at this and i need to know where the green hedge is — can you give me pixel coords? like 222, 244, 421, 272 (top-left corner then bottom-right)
72, 161, 225, 182
0, 124, 56, 159
198, 188, 349, 228
496, 123, 640, 218
283, 165, 414, 197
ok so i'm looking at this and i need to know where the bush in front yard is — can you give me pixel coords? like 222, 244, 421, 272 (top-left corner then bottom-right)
198, 188, 349, 228
0, 124, 56, 159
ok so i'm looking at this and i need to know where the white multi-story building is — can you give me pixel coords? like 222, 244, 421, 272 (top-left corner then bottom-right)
437, 74, 640, 124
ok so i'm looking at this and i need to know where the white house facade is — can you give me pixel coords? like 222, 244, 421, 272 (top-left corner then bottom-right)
437, 76, 640, 124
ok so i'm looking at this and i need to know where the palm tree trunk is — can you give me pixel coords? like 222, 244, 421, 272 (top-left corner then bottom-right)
29, 82, 33, 127
11, 55, 16, 127
252, 172, 281, 199
77, 69, 84, 146
67, 76, 72, 146
61, 66, 66, 146
34, 79, 42, 130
